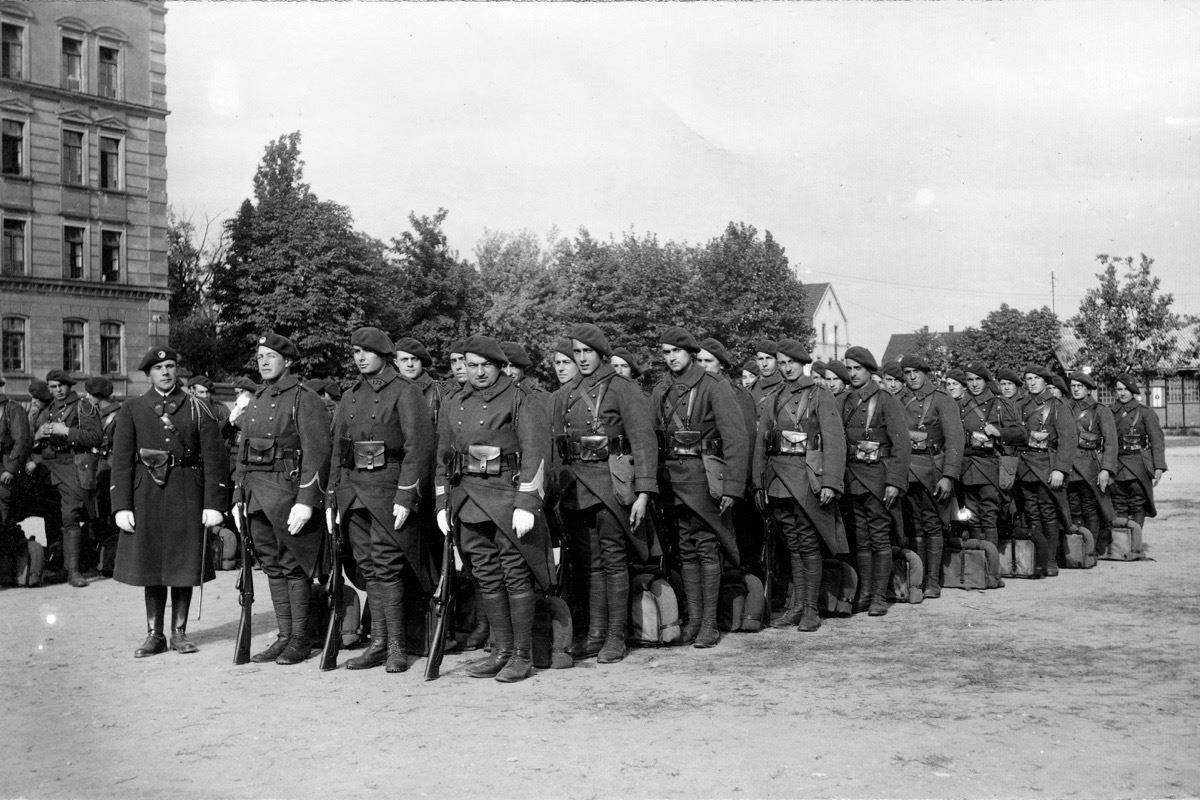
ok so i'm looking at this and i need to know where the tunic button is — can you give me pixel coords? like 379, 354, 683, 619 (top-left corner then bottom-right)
374, 398, 380, 404
479, 420, 485, 425
271, 403, 276, 408
482, 404, 488, 409
164, 437, 171, 442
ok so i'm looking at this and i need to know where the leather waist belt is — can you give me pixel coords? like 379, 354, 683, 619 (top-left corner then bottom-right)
910, 442, 944, 455
555, 434, 630, 464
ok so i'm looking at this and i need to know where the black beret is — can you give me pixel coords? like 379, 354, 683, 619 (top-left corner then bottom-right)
775, 339, 812, 364
1023, 364, 1053, 381
699, 338, 734, 369
611, 349, 643, 379
900, 354, 930, 372
825, 361, 851, 383
45, 368, 77, 385
256, 332, 298, 360
351, 326, 394, 357
964, 364, 992, 382
752, 340, 778, 358
232, 376, 259, 393
552, 338, 575, 359
136, 347, 179, 373
996, 368, 1021, 384
1069, 371, 1097, 390
448, 339, 467, 356
190, 375, 214, 392
500, 341, 533, 369
569, 323, 611, 357
660, 326, 701, 353
84, 376, 113, 398
811, 360, 827, 374
741, 359, 760, 377
462, 335, 507, 365
1114, 373, 1140, 394
1050, 374, 1069, 395
843, 346, 878, 372
177, 366, 193, 379
945, 369, 968, 387
393, 337, 433, 368
29, 380, 52, 402
880, 362, 904, 380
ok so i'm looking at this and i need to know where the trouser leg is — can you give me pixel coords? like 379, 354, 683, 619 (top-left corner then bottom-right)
276, 578, 314, 666
251, 576, 293, 662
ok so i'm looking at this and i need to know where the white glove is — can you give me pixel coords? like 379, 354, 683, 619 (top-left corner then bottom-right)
286, 503, 313, 536
116, 510, 136, 533
392, 504, 410, 530
436, 508, 450, 535
512, 508, 535, 538
202, 509, 223, 528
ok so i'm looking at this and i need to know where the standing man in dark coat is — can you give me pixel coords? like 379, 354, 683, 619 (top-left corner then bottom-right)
331, 327, 435, 673
753, 340, 847, 632
1066, 372, 1118, 553
0, 374, 32, 536
748, 340, 783, 414
111, 347, 228, 656
839, 346, 911, 616
436, 335, 552, 683
959, 365, 1025, 547
552, 323, 658, 663
84, 377, 122, 576
236, 333, 332, 666
651, 327, 749, 648
33, 369, 102, 588
899, 355, 964, 598
1109, 374, 1167, 530
395, 337, 443, 424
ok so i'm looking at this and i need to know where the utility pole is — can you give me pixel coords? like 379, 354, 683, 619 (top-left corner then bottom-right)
1051, 271, 1056, 315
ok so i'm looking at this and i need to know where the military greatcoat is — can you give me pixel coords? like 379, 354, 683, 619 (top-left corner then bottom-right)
1110, 397, 1167, 517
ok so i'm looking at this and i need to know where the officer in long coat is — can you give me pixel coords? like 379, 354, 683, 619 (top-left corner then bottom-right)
551, 323, 657, 663
650, 327, 749, 648
1109, 374, 1167, 529
0, 374, 32, 536
236, 333, 332, 666
899, 354, 964, 598
753, 339, 847, 632
332, 327, 435, 673
112, 347, 228, 657
1066, 372, 1118, 553
839, 346, 911, 616
748, 339, 783, 415
959, 365, 1025, 547
436, 335, 551, 683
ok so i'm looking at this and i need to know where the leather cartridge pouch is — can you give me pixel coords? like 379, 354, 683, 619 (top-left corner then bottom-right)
970, 430, 993, 450
242, 436, 277, 465
138, 448, 172, 487
74, 450, 99, 491
777, 430, 808, 455
465, 445, 503, 476
853, 440, 881, 464
670, 430, 703, 457
909, 429, 929, 453
1027, 430, 1050, 451
352, 440, 387, 470
578, 434, 610, 462
609, 453, 637, 506
1077, 431, 1102, 451
1120, 434, 1146, 452
702, 453, 725, 501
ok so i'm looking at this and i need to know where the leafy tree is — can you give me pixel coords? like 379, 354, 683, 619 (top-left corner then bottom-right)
166, 209, 224, 378
909, 326, 955, 375
1070, 254, 1188, 381
957, 304, 1062, 375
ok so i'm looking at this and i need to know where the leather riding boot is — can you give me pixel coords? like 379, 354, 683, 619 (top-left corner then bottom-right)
868, 550, 891, 616
570, 573, 607, 659
597, 571, 629, 664
771, 555, 806, 627
1044, 520, 1061, 577
679, 562, 703, 644
463, 589, 491, 650
276, 578, 312, 665
496, 591, 535, 683
693, 562, 722, 648
468, 592, 514, 678
381, 581, 408, 673
797, 554, 823, 632
170, 587, 199, 653
911, 534, 925, 575
854, 550, 874, 613
64, 526, 88, 587
252, 577, 292, 663
346, 585, 388, 669
923, 536, 943, 599
135, 586, 168, 658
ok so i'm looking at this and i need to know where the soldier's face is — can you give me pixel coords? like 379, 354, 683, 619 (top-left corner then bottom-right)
554, 353, 579, 385
47, 381, 68, 400
395, 351, 423, 380
945, 380, 965, 399
256, 347, 290, 381
465, 355, 501, 389
1070, 381, 1089, 400
450, 353, 467, 384
999, 379, 1018, 398
756, 352, 777, 377
1116, 385, 1134, 403
903, 367, 927, 391
610, 356, 632, 379
505, 364, 526, 382
352, 346, 386, 376
966, 374, 986, 396
149, 361, 177, 393
845, 360, 871, 389
696, 350, 723, 377
661, 344, 691, 375
824, 373, 845, 394
882, 375, 903, 393
777, 353, 805, 381
741, 371, 757, 389
572, 341, 602, 376
192, 384, 210, 400
1025, 374, 1046, 395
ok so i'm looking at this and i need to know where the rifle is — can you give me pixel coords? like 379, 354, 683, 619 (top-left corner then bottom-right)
758, 492, 779, 615
232, 485, 254, 665
424, 506, 456, 681
318, 500, 345, 671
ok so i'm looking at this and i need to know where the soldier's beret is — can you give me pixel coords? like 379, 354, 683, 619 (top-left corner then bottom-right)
660, 326, 701, 353
350, 326, 394, 357
611, 349, 643, 378
190, 375, 214, 392
1069, 371, 1097, 390
394, 337, 433, 368
964, 363, 992, 382
177, 366, 193, 380
1114, 373, 1140, 394
449, 339, 467, 357
304, 378, 326, 394
900, 354, 931, 372
1023, 364, 1053, 381
500, 341, 533, 369
231, 376, 259, 393
945, 369, 968, 388
323, 380, 342, 401
257, 332, 298, 359
880, 362, 904, 380
462, 335, 507, 365
136, 348, 179, 373
741, 359, 761, 377
996, 368, 1021, 385
45, 369, 77, 385
811, 360, 827, 375
825, 361, 851, 383
84, 376, 113, 399
28, 380, 52, 402
1050, 374, 1069, 395
699, 338, 734, 369
552, 338, 575, 359
843, 346, 878, 372
752, 340, 778, 358
569, 323, 612, 357
775, 339, 812, 364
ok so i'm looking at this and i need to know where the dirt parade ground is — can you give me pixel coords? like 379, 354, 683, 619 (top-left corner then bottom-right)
1, 441, 1197, 800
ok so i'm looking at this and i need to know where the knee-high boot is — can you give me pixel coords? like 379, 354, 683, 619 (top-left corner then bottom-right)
570, 572, 607, 659
854, 550, 874, 613
679, 562, 702, 644
467, 592, 513, 677
496, 591, 535, 682
381, 581, 408, 673
771, 555, 806, 627
463, 579, 491, 650
598, 571, 628, 664
868, 550, 891, 616
797, 554, 823, 632
276, 578, 312, 665
64, 526, 88, 587
1044, 518, 1061, 577
923, 536, 943, 599
170, 587, 198, 653
252, 576, 292, 662
346, 584, 388, 669
134, 586, 168, 658
693, 562, 722, 648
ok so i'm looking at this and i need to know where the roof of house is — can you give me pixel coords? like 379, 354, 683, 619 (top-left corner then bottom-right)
881, 330, 966, 365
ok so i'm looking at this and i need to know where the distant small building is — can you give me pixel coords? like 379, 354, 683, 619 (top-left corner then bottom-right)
881, 326, 965, 366
803, 282, 849, 362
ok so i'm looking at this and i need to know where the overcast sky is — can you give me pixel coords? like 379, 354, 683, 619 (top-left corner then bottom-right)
165, 1, 1200, 357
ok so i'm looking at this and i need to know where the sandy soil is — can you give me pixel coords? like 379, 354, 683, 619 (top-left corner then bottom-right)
3, 442, 1198, 800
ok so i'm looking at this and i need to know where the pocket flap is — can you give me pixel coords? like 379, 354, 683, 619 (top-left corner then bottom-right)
672, 430, 702, 447
468, 445, 502, 462
245, 437, 276, 464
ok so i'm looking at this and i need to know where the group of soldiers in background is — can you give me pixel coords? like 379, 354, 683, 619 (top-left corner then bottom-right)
0, 322, 1168, 683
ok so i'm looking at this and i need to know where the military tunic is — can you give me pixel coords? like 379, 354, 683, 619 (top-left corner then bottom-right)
1067, 396, 1118, 535
1110, 398, 1167, 521
958, 388, 1025, 544
901, 381, 965, 527
1015, 389, 1077, 571
0, 393, 32, 530
838, 380, 911, 552
34, 391, 102, 527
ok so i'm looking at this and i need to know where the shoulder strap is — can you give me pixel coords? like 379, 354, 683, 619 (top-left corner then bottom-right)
864, 394, 878, 433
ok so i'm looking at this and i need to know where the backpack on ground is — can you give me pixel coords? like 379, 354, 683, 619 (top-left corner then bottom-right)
629, 573, 681, 646
999, 538, 1037, 578
888, 547, 924, 604
719, 571, 766, 633
210, 526, 239, 570
819, 558, 856, 617
1063, 525, 1098, 569
943, 537, 1004, 589
1101, 517, 1147, 561
533, 594, 574, 669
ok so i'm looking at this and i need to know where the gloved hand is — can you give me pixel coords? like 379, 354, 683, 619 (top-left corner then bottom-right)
437, 508, 450, 535
286, 503, 313, 535
393, 504, 410, 530
1049, 470, 1065, 490
116, 510, 136, 533
202, 509, 223, 527
512, 508, 535, 538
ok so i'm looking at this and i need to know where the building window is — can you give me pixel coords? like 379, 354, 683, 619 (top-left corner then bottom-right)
821, 322, 827, 345
100, 136, 121, 190
63, 320, 86, 373
61, 36, 83, 91
834, 324, 839, 343
98, 45, 120, 99
101, 230, 121, 282
101, 322, 123, 375
2, 218, 25, 275
1, 316, 26, 374
64, 225, 86, 279
62, 129, 85, 185
1, 23, 22, 80
1, 118, 22, 175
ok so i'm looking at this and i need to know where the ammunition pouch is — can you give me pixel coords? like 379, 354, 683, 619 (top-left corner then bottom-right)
1077, 431, 1102, 451
1024, 430, 1050, 452
968, 430, 994, 454
850, 440, 888, 464
138, 448, 172, 487
579, 434, 611, 462
458, 445, 519, 477
767, 429, 808, 456
665, 431, 721, 459
239, 437, 300, 472
555, 433, 630, 464
348, 440, 392, 471
1119, 434, 1147, 453
909, 430, 929, 452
